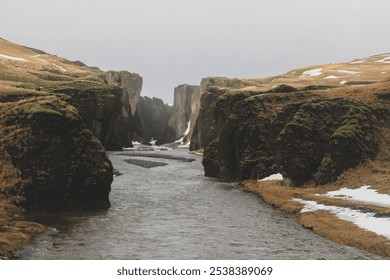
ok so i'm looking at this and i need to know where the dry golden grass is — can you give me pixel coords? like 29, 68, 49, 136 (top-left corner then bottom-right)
299, 211, 390, 257
0, 199, 45, 259
244, 179, 390, 257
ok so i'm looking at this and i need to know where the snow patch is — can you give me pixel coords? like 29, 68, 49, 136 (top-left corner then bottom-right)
381, 71, 388, 75
324, 75, 340, 79
350, 59, 366, 64
336, 70, 361, 76
52, 63, 67, 72
293, 198, 390, 239
375, 56, 390, 64
259, 173, 283, 181
340, 80, 348, 85
320, 186, 390, 208
301, 68, 322, 77
175, 121, 191, 145
0, 53, 29, 62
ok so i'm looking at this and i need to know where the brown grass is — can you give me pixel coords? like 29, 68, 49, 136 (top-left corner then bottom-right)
299, 211, 390, 257
0, 199, 45, 259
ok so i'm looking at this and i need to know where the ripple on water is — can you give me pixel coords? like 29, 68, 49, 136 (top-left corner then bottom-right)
14, 149, 385, 260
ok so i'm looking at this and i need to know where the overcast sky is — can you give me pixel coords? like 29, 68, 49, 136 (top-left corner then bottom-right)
1, 0, 389, 103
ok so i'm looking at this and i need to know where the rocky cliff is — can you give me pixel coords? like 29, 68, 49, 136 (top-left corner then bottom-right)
104, 70, 143, 115
190, 77, 251, 150
0, 38, 145, 256
196, 55, 390, 186
0, 93, 113, 211
133, 96, 176, 145
168, 84, 200, 143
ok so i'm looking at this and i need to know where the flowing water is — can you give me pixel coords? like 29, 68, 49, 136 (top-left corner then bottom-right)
15, 148, 381, 259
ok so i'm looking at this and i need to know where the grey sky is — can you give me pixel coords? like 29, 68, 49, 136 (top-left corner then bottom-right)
1, 0, 389, 103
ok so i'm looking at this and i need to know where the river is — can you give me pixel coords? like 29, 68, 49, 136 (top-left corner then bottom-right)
14, 147, 380, 259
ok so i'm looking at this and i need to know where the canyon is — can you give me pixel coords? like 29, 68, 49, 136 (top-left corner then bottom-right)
1, 36, 390, 258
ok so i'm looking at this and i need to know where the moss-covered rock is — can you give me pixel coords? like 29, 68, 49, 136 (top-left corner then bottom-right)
0, 95, 112, 211
202, 90, 385, 186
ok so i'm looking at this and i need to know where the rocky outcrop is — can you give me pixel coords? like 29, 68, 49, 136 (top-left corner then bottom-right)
49, 80, 135, 150
133, 96, 176, 144
104, 71, 143, 115
201, 89, 389, 186
190, 77, 248, 150
168, 84, 200, 143
0, 93, 112, 212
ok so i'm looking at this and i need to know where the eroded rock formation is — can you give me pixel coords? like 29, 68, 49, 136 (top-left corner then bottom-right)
168, 84, 200, 143
133, 96, 176, 144
200, 87, 390, 186
0, 93, 112, 212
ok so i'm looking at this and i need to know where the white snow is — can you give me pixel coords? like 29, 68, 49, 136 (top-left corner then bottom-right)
320, 185, 390, 208
381, 72, 388, 75
375, 56, 390, 64
293, 198, 390, 239
175, 121, 191, 144
350, 59, 366, 64
324, 75, 340, 79
52, 63, 67, 72
301, 68, 322, 77
259, 173, 283, 181
0, 53, 29, 62
336, 70, 361, 76
340, 80, 348, 85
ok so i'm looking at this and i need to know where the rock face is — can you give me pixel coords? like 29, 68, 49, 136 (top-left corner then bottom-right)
190, 77, 248, 150
133, 96, 176, 144
0, 93, 112, 211
168, 84, 200, 143
49, 80, 135, 150
201, 88, 389, 186
104, 71, 143, 115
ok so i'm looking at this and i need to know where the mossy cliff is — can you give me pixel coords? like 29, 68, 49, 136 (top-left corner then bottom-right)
201, 88, 390, 186
0, 93, 112, 211
48, 78, 136, 150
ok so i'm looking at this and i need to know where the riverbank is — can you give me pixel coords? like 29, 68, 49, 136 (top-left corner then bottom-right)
0, 199, 45, 259
244, 161, 390, 257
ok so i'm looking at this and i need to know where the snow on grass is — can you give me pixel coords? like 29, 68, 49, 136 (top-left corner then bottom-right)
52, 63, 67, 72
293, 198, 390, 239
336, 70, 361, 76
0, 53, 29, 62
301, 68, 322, 77
324, 75, 340, 79
375, 56, 390, 64
320, 185, 390, 208
259, 173, 283, 181
340, 80, 348, 85
350, 59, 366, 64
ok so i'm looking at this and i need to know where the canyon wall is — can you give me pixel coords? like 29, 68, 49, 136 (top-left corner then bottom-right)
133, 96, 176, 145
199, 86, 390, 186
168, 84, 200, 143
